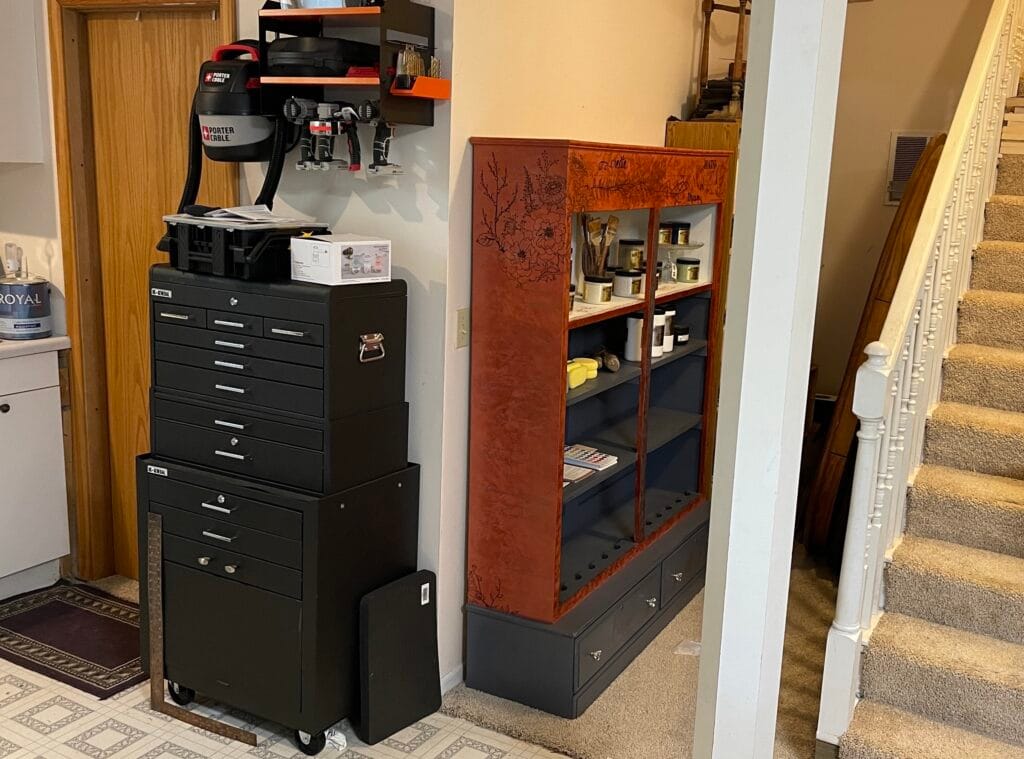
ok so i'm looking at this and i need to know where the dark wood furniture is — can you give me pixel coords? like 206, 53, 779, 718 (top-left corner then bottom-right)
465, 138, 733, 717
139, 267, 418, 753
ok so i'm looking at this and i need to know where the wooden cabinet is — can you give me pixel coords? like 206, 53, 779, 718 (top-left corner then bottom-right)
0, 339, 71, 582
465, 138, 733, 716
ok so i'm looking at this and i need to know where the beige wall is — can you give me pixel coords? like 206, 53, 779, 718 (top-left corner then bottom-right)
813, 0, 992, 395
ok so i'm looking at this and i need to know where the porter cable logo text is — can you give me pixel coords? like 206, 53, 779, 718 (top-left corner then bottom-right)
204, 72, 230, 84
202, 125, 237, 143
0, 292, 43, 306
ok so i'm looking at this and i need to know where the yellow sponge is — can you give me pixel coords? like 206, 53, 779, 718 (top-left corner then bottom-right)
570, 357, 599, 379
567, 362, 588, 389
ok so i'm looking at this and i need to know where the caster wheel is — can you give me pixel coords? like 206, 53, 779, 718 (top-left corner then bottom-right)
167, 681, 195, 706
294, 729, 327, 756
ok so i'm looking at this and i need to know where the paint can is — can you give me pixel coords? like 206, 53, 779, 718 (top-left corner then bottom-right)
0, 275, 53, 340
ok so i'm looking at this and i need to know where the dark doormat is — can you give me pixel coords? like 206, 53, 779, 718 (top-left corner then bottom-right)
0, 582, 146, 699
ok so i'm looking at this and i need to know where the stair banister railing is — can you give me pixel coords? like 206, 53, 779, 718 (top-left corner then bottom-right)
816, 0, 1024, 745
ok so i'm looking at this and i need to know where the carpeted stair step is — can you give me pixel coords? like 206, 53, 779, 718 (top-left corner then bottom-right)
907, 465, 1024, 559
925, 402, 1024, 477
840, 700, 1024, 759
886, 535, 1024, 644
972, 240, 1024, 293
943, 343, 1024, 413
984, 195, 1024, 242
861, 613, 1024, 746
958, 289, 1024, 351
997, 154, 1024, 196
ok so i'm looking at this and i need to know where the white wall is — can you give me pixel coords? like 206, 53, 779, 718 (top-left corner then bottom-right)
0, 0, 66, 335
813, 0, 991, 394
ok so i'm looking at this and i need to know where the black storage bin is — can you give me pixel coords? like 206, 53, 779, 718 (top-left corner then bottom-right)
266, 37, 379, 77
162, 216, 329, 281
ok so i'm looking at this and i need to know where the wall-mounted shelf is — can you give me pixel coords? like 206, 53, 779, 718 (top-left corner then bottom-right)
258, 6, 381, 22
390, 75, 451, 100
260, 75, 381, 86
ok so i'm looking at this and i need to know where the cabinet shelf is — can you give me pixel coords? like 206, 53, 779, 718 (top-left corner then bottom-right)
568, 296, 645, 329
566, 363, 641, 406
648, 338, 709, 370
563, 442, 636, 504
596, 408, 701, 455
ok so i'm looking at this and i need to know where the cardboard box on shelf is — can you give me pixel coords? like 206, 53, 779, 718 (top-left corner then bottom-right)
291, 234, 391, 285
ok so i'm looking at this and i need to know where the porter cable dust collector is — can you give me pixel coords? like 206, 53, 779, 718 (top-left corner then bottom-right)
158, 41, 329, 280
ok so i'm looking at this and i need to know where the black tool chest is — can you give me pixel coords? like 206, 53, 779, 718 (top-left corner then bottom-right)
139, 265, 419, 750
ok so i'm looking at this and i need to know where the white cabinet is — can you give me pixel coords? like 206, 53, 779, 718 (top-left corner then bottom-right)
0, 0, 45, 163
0, 339, 70, 580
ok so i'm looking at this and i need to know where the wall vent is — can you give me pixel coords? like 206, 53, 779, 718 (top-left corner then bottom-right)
886, 131, 935, 205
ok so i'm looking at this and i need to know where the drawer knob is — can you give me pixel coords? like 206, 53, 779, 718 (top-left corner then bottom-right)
230, 437, 239, 447
672, 572, 684, 583
229, 297, 239, 306
589, 650, 602, 662
0, 403, 9, 414
224, 564, 238, 575
217, 495, 226, 504
646, 597, 658, 608
197, 556, 211, 567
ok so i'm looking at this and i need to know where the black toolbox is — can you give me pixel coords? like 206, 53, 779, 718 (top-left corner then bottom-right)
161, 214, 330, 281
266, 37, 379, 77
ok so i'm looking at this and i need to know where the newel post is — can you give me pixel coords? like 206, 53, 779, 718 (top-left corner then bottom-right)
816, 342, 891, 744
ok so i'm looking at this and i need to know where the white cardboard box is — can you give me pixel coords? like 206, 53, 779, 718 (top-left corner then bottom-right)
290, 234, 391, 285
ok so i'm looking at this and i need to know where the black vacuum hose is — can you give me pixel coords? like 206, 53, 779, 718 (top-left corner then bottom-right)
255, 119, 289, 210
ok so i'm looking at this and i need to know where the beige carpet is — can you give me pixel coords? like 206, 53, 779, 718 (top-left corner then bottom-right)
89, 575, 140, 604
840, 142, 1024, 757
443, 551, 837, 759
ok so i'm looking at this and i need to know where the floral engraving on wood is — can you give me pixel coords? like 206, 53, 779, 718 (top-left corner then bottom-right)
467, 564, 514, 613
475, 151, 568, 287
568, 151, 728, 209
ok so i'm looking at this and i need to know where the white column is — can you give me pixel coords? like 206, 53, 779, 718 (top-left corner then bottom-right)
692, 1, 849, 757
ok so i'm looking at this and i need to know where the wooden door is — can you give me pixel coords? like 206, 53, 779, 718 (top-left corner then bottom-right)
86, 9, 235, 578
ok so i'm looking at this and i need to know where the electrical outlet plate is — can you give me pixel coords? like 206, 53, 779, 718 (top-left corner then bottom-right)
456, 308, 470, 349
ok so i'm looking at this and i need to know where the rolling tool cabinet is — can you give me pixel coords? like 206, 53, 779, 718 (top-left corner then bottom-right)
140, 265, 418, 755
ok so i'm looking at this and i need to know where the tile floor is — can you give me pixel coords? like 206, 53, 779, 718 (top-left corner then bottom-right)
0, 658, 566, 759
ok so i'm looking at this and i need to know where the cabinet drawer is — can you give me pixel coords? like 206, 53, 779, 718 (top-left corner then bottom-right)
264, 317, 324, 346
153, 418, 325, 493
576, 569, 660, 689
154, 361, 323, 417
163, 533, 302, 598
163, 562, 301, 725
154, 502, 300, 568
660, 526, 709, 608
208, 309, 262, 336
154, 342, 323, 389
154, 303, 205, 328
147, 476, 301, 540
152, 394, 323, 451
154, 322, 324, 367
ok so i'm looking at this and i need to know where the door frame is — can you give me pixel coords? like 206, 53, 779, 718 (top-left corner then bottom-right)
48, 0, 237, 580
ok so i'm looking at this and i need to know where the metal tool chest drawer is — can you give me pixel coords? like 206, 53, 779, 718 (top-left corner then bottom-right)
153, 418, 326, 492
162, 533, 303, 598
575, 568, 660, 689
150, 265, 408, 419
154, 322, 324, 366
163, 561, 303, 726
154, 341, 323, 388
155, 361, 324, 417
146, 470, 303, 540
153, 501, 302, 569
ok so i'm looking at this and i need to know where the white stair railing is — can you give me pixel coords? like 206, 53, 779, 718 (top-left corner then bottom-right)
816, 0, 1024, 745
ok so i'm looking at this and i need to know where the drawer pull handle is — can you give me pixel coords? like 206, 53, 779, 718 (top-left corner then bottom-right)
359, 332, 386, 363
197, 556, 211, 567
646, 597, 658, 608
672, 572, 685, 583
214, 384, 246, 394
589, 650, 602, 662
202, 530, 234, 543
271, 327, 307, 338
214, 419, 247, 430
213, 319, 245, 329
214, 360, 245, 370
159, 311, 190, 321
201, 501, 236, 515
215, 449, 246, 461
214, 340, 246, 349
224, 564, 238, 574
